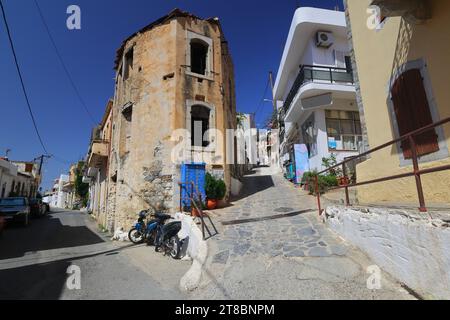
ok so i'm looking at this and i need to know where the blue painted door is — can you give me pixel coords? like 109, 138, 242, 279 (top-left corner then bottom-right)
180, 163, 206, 209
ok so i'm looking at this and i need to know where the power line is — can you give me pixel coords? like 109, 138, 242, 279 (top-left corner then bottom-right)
0, 0, 49, 155
253, 76, 271, 124
33, 0, 97, 125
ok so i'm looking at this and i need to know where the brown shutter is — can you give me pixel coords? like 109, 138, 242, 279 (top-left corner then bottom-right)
391, 69, 439, 159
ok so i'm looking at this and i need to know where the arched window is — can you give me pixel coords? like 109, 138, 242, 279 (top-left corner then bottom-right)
191, 105, 210, 147
190, 39, 208, 75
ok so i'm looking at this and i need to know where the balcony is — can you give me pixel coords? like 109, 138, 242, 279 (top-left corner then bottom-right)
282, 65, 354, 116
87, 140, 109, 168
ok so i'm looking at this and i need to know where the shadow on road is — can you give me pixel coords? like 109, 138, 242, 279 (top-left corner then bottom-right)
0, 213, 105, 260
0, 259, 71, 300
232, 174, 274, 201
0, 243, 140, 300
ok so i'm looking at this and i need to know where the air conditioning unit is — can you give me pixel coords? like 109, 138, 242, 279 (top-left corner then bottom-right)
316, 31, 334, 48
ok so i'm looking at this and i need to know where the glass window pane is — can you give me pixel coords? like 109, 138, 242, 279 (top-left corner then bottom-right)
341, 120, 355, 134
326, 110, 340, 119
326, 119, 340, 135
343, 136, 357, 150
339, 111, 352, 119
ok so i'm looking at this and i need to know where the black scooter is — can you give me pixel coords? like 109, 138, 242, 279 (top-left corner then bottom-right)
154, 219, 183, 260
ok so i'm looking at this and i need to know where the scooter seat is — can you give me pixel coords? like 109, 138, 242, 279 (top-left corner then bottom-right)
155, 212, 171, 220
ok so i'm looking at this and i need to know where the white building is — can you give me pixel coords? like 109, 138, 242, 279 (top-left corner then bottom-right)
0, 158, 39, 198
257, 129, 270, 166
51, 174, 70, 208
274, 7, 362, 173
239, 113, 258, 168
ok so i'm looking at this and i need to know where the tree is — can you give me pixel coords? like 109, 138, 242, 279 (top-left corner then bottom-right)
236, 113, 246, 129
74, 161, 89, 207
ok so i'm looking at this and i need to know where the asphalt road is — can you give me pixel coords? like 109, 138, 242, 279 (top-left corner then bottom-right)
0, 210, 190, 300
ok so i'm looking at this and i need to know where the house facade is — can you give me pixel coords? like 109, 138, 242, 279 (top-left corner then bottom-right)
84, 100, 113, 228
257, 129, 270, 166
50, 174, 70, 208
345, 0, 450, 205
0, 158, 39, 199
274, 7, 362, 176
102, 9, 237, 231
240, 113, 258, 169
61, 164, 77, 209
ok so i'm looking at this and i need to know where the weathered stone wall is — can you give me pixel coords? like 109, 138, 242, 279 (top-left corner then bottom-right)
325, 205, 450, 299
107, 14, 236, 230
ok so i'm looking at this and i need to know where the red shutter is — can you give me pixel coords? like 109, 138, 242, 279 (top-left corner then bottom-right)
391, 69, 439, 159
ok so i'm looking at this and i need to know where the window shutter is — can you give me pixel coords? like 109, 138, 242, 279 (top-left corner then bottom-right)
391, 68, 439, 159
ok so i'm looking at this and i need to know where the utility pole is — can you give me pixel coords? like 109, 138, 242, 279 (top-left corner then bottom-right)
32, 154, 51, 198
34, 154, 51, 176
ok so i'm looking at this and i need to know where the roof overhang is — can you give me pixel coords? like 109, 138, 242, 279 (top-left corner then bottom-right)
273, 7, 348, 100
284, 82, 356, 122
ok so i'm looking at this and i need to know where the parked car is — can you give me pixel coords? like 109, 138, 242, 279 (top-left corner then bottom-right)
0, 197, 31, 226
29, 198, 47, 217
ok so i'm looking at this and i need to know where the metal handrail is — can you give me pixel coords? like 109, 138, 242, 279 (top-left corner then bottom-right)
178, 182, 218, 240
313, 116, 450, 214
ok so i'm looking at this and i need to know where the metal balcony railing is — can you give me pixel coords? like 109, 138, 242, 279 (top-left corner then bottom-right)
282, 65, 354, 116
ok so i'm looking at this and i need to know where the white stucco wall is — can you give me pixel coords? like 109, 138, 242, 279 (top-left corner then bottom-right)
308, 105, 360, 172
56, 174, 69, 208
0, 160, 36, 198
240, 114, 258, 166
281, 27, 351, 101
325, 206, 450, 299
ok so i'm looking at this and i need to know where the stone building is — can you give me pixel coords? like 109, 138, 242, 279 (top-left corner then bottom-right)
84, 100, 113, 228
106, 9, 237, 231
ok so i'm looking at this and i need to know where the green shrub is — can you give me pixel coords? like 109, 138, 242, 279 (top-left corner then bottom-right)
301, 171, 337, 196
321, 154, 342, 177
215, 179, 226, 200
205, 173, 227, 200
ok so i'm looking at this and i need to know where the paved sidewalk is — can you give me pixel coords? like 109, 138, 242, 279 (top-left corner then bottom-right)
191, 167, 414, 300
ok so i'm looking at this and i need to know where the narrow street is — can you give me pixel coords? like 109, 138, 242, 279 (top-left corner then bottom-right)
0, 210, 189, 300
192, 167, 415, 300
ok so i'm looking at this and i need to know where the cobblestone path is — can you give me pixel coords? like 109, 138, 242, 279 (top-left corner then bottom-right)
191, 167, 414, 300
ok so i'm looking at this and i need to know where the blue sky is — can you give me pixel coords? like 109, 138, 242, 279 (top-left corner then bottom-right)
0, 0, 343, 190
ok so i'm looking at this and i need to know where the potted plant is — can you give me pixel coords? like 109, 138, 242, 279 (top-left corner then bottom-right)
205, 173, 226, 210
338, 175, 349, 186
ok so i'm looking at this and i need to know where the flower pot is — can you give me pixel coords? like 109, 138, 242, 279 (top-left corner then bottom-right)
338, 177, 349, 186
206, 199, 218, 210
